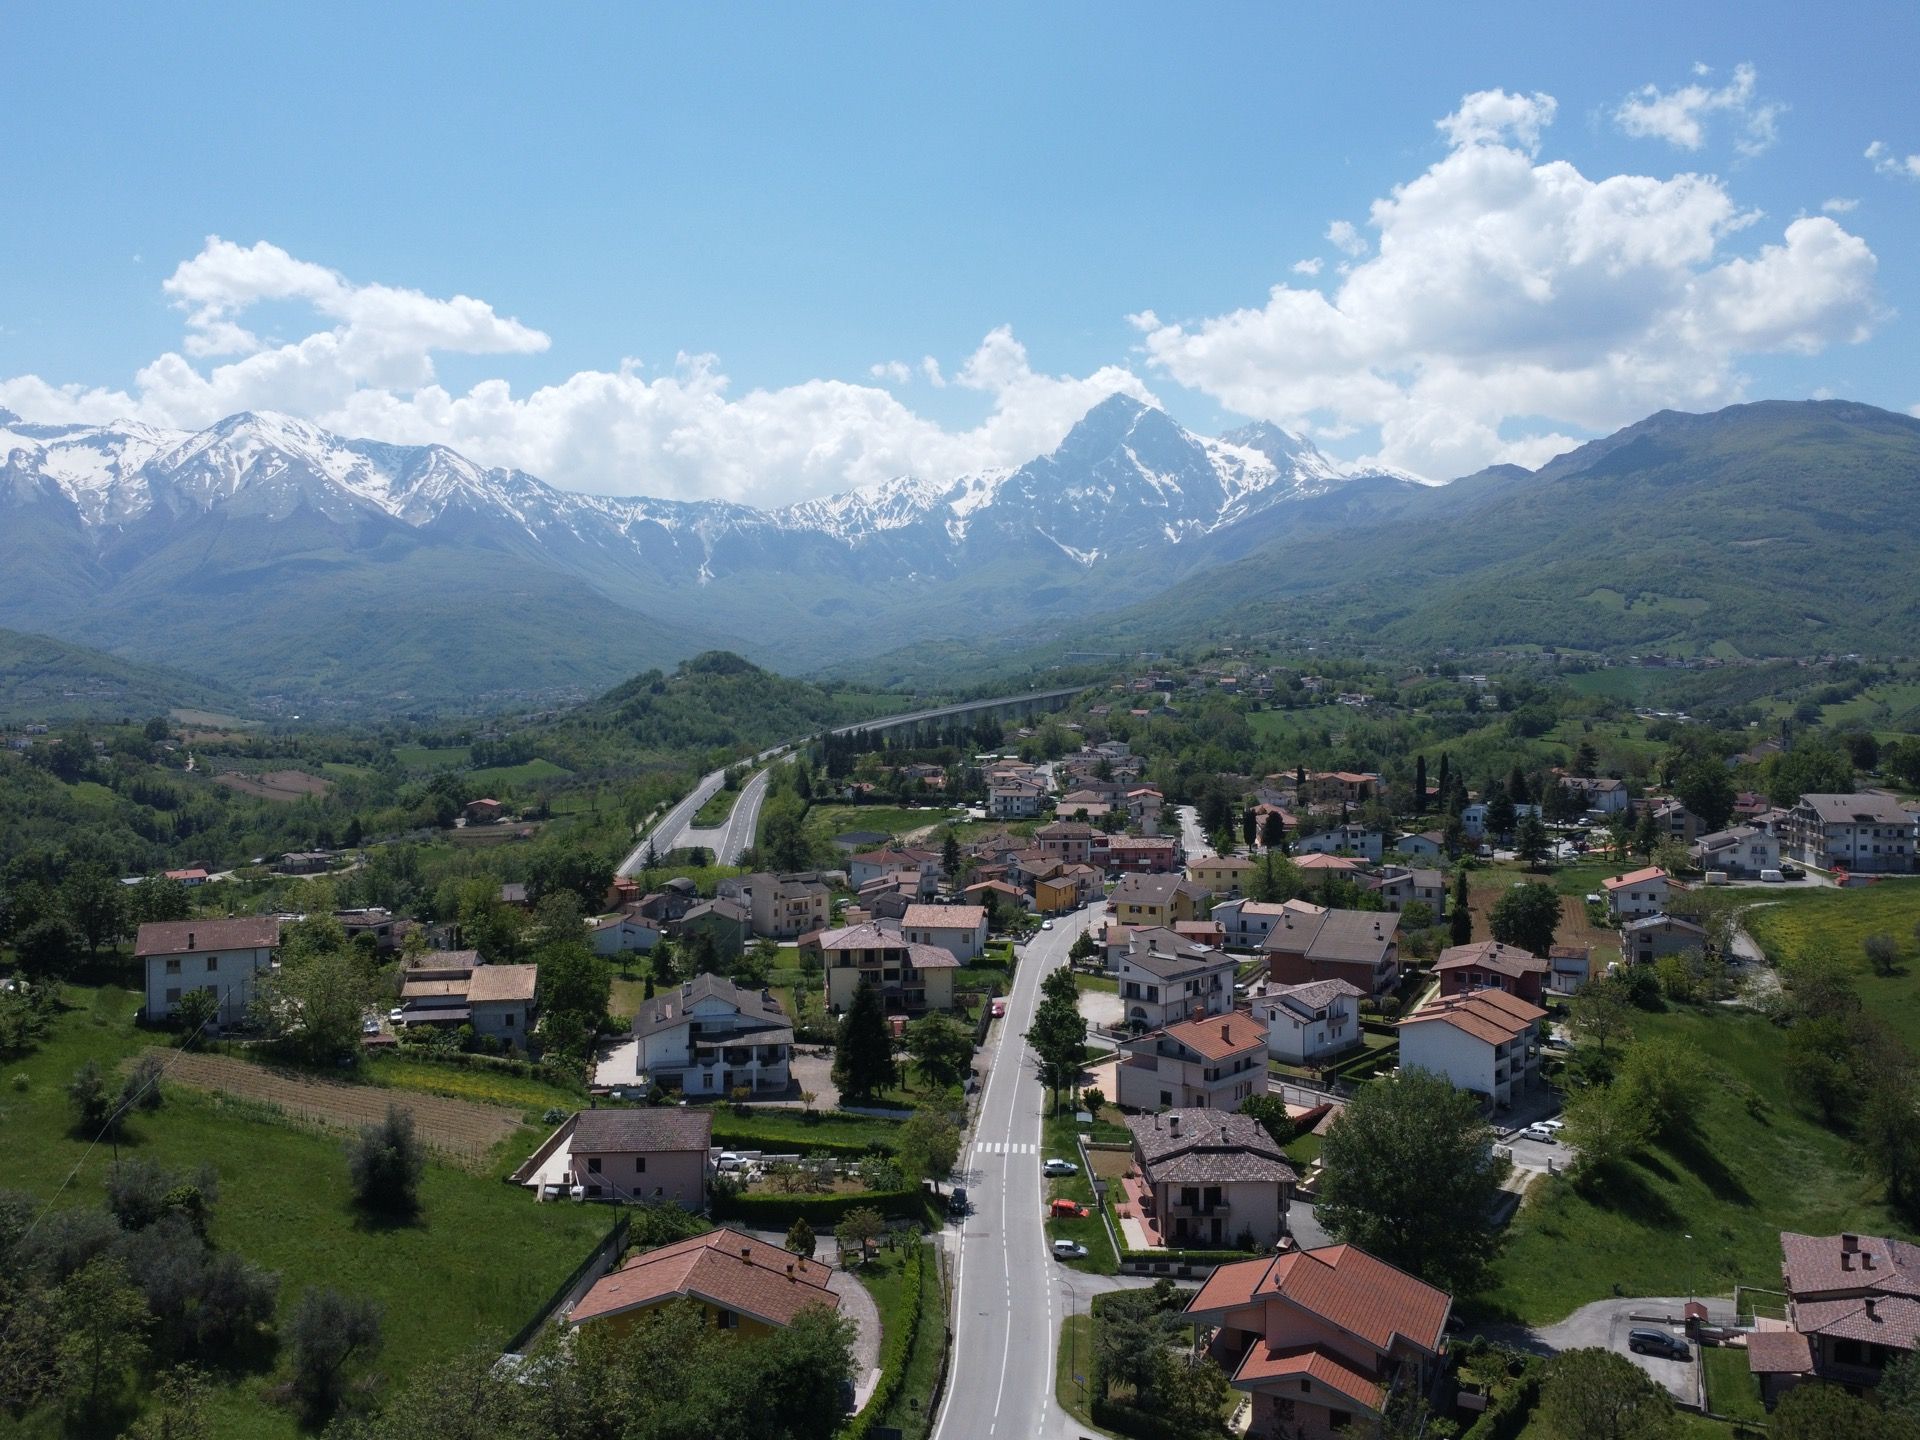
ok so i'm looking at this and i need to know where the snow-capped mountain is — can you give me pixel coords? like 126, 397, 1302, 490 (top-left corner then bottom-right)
0, 396, 1430, 706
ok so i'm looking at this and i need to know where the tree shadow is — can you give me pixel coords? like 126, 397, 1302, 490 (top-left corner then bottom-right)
1664, 1128, 1751, 1205
1579, 1164, 1680, 1228
349, 1201, 424, 1234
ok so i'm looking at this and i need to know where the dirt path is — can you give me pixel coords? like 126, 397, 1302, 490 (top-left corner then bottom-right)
137, 1049, 525, 1165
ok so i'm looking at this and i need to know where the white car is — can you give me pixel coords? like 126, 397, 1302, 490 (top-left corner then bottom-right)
1520, 1124, 1558, 1144
716, 1152, 747, 1172
388, 1007, 405, 1025
1042, 919, 1055, 930
1052, 1240, 1088, 1260
1042, 1158, 1078, 1177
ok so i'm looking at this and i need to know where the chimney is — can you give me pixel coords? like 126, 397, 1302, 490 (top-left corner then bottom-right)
1843, 1232, 1861, 1253
1867, 1297, 1880, 1321
1169, 1113, 1181, 1138
1221, 1021, 1231, 1043
187, 932, 195, 950
740, 1246, 753, 1261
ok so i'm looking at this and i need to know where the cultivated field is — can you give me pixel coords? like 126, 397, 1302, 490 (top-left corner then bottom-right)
211, 767, 332, 801
138, 1049, 526, 1164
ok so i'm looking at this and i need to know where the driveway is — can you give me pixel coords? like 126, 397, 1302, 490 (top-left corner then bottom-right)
1473, 1296, 1733, 1406
1077, 988, 1122, 1030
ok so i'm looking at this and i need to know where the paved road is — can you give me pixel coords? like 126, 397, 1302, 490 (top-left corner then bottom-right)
677, 763, 776, 865
1475, 1295, 1731, 1407
935, 908, 1101, 1440
617, 684, 1088, 875
1175, 803, 1212, 861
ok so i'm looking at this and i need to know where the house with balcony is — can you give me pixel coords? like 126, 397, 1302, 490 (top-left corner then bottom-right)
1294, 826, 1386, 863
1690, 824, 1780, 878
1116, 1011, 1268, 1112
1115, 926, 1237, 1031
1752, 1231, 1920, 1405
817, 922, 959, 1014
1782, 793, 1917, 875
1602, 865, 1671, 921
1036, 821, 1099, 867
136, 917, 281, 1027
1622, 913, 1708, 967
1256, 979, 1364, 1066
1397, 989, 1545, 1109
1187, 855, 1256, 900
1110, 872, 1210, 929
1214, 898, 1322, 952
899, 903, 989, 962
1435, 940, 1547, 1005
1184, 1242, 1451, 1440
397, 950, 538, 1048
988, 776, 1048, 818
721, 872, 832, 941
1107, 835, 1180, 874
1559, 774, 1630, 815
631, 974, 794, 1097
1263, 908, 1401, 998
1125, 1109, 1296, 1250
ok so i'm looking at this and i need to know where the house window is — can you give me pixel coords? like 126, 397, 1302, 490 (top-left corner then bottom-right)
587, 1157, 602, 1174
503, 1013, 515, 1028
635, 1157, 647, 1174
716, 1309, 738, 1330
205, 955, 219, 972
165, 959, 182, 975
166, 988, 182, 1004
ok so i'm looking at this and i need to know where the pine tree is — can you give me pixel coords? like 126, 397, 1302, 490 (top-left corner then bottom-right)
832, 981, 897, 1102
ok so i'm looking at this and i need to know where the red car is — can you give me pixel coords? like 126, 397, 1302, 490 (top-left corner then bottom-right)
991, 998, 1007, 1018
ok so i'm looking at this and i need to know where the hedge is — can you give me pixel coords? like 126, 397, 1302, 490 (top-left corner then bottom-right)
1091, 1397, 1196, 1440
1120, 1249, 1258, 1268
710, 1188, 930, 1227
708, 1131, 891, 1161
1462, 1366, 1542, 1440
843, 1240, 933, 1440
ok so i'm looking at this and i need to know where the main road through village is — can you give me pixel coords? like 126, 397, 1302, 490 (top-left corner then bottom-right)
934, 905, 1105, 1440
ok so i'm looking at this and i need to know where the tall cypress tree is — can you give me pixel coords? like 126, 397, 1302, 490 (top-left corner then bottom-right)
832, 980, 897, 1102
1414, 755, 1428, 813
1436, 755, 1451, 812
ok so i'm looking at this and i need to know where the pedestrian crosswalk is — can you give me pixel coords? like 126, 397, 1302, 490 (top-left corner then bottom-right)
973, 1141, 1037, 1156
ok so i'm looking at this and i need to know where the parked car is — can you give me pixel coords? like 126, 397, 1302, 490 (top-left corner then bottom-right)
1627, 1328, 1690, 1360
1043, 1158, 1078, 1177
1760, 869, 1785, 883
991, 998, 1007, 1018
1521, 1124, 1557, 1143
1779, 863, 1804, 879
948, 1187, 969, 1217
716, 1152, 747, 1172
361, 1017, 380, 1036
388, 1007, 405, 1025
1042, 919, 1055, 930
1052, 1240, 1088, 1260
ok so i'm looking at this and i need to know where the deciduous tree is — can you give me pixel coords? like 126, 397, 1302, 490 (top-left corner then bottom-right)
1537, 1347, 1677, 1440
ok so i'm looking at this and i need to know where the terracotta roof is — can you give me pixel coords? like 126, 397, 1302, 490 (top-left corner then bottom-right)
902, 904, 986, 932
569, 1227, 838, 1329
1781, 1231, 1920, 1299
467, 964, 537, 1004
1401, 990, 1545, 1047
1231, 1343, 1385, 1411
135, 917, 280, 957
570, 1107, 713, 1155
1602, 866, 1668, 891
1188, 1243, 1450, 1356
1435, 941, 1547, 979
1745, 1330, 1814, 1375
1153, 1011, 1267, 1061
1292, 853, 1363, 872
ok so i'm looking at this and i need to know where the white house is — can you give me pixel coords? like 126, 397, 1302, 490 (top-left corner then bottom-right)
1782, 793, 1917, 875
1398, 990, 1545, 1108
1461, 802, 1542, 840
1211, 898, 1321, 952
136, 917, 280, 1027
588, 913, 662, 957
1115, 927, 1237, 1032
1602, 866, 1671, 921
1559, 775, 1631, 814
629, 974, 793, 1096
899, 903, 989, 961
988, 778, 1047, 819
1293, 825, 1385, 862
1689, 825, 1779, 879
1394, 831, 1446, 860
1256, 979, 1364, 1065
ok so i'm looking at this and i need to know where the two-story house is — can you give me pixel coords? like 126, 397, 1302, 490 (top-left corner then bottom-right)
1110, 873, 1210, 929
1690, 824, 1780, 879
1397, 989, 1545, 1108
1035, 821, 1099, 867
1187, 855, 1257, 900
1622, 913, 1708, 966
1115, 927, 1237, 1031
560, 1108, 713, 1207
1294, 826, 1386, 863
899, 903, 989, 962
1603, 866, 1672, 921
1256, 979, 1364, 1065
1214, 898, 1322, 952
1184, 1242, 1451, 1440
817, 922, 959, 1014
1783, 793, 1917, 875
1106, 836, 1180, 874
1263, 909, 1401, 998
631, 974, 793, 1096
136, 917, 280, 1027
397, 951, 538, 1048
1125, 1109, 1296, 1250
1116, 1012, 1268, 1112
1434, 940, 1547, 1005
1560, 775, 1631, 814
1753, 1231, 1920, 1404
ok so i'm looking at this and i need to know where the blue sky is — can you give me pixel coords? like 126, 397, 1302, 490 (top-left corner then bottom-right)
3, 2, 1917, 504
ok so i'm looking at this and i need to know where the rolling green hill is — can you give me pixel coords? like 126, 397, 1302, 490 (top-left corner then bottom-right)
0, 626, 249, 723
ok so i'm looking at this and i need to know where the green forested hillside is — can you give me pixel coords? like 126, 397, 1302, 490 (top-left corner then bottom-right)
0, 626, 247, 723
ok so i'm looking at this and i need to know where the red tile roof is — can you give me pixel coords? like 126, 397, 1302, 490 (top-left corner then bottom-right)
569, 1227, 838, 1329
135, 917, 280, 957
1232, 1343, 1385, 1411
1156, 1011, 1267, 1061
1188, 1243, 1450, 1356
1745, 1330, 1813, 1375
1602, 866, 1668, 891
1400, 989, 1545, 1047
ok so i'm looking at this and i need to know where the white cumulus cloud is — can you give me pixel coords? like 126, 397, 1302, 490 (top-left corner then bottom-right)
1615, 63, 1782, 156
1133, 88, 1880, 479
0, 238, 1154, 507
1438, 89, 1558, 153
1867, 140, 1920, 180
1325, 221, 1369, 258
1291, 257, 1323, 277
1821, 197, 1859, 213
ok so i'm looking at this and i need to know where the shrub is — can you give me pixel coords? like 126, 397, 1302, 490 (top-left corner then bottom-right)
346, 1105, 425, 1216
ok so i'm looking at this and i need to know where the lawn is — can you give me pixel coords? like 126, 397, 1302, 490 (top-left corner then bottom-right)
1745, 882, 1920, 1050
393, 743, 471, 770
860, 1240, 947, 1440
1054, 1312, 1097, 1426
1481, 1005, 1905, 1326
367, 1053, 585, 1118
802, 803, 953, 849
465, 757, 572, 789
708, 1107, 906, 1155
0, 985, 612, 1439
1043, 1112, 1119, 1274
693, 778, 745, 827
1700, 1344, 1767, 1423
1466, 862, 1619, 964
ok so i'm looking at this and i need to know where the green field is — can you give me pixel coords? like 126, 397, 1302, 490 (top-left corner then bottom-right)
1483, 1006, 1903, 1326
0, 986, 610, 1438
367, 1053, 585, 1116
1744, 882, 1920, 1050
465, 757, 572, 790
693, 778, 746, 828
708, 1107, 906, 1155
801, 803, 953, 848
393, 743, 472, 770
1043, 1113, 1118, 1274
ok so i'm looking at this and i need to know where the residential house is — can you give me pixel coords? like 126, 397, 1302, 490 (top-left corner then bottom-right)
1115, 927, 1237, 1031
988, 777, 1048, 819
1256, 980, 1364, 1066
1559, 775, 1631, 814
1116, 1011, 1268, 1112
398, 951, 538, 1047
524, 1108, 714, 1209
588, 913, 662, 957
1213, 899, 1321, 953
136, 917, 280, 1027
1407, 868, 1448, 918
468, 963, 539, 1046
1126, 786, 1165, 834
1125, 1110, 1296, 1250
1755, 1231, 1920, 1402
1035, 866, 1100, 914
631, 974, 792, 1096
1435, 941, 1547, 1006
1036, 821, 1098, 867
1185, 1243, 1450, 1440
1301, 771, 1380, 807
1187, 855, 1257, 900
634, 877, 700, 925
1782, 793, 1917, 875
1110, 873, 1209, 929
463, 797, 505, 824
163, 868, 210, 887
275, 850, 334, 875
1263, 909, 1401, 998
499, 882, 531, 909
1106, 835, 1180, 874
818, 922, 959, 1014
1546, 944, 1592, 996
1393, 831, 1446, 860
1602, 866, 1672, 921
335, 907, 405, 952
568, 1225, 841, 1334
1651, 799, 1705, 845
1622, 914, 1707, 966
1398, 990, 1545, 1108
722, 873, 832, 940
963, 878, 1028, 913
1460, 802, 1542, 842
1294, 826, 1386, 863
899, 903, 989, 961
675, 899, 749, 962
1291, 853, 1367, 879
1690, 825, 1780, 878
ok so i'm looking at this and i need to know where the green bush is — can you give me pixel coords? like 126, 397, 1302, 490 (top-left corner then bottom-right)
843, 1241, 931, 1440
710, 1187, 929, 1226
1461, 1365, 1542, 1440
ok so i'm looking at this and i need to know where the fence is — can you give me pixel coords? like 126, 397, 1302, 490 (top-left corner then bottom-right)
501, 1211, 630, 1356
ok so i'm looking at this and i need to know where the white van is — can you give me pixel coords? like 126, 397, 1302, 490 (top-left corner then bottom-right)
1760, 869, 1785, 883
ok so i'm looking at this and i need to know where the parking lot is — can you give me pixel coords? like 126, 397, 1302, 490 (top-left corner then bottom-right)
1526, 1297, 1728, 1405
